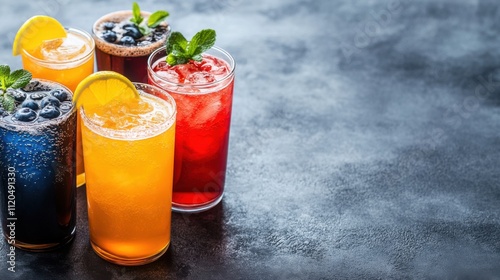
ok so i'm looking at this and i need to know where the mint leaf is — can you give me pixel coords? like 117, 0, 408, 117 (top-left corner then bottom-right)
170, 45, 185, 56
169, 44, 190, 65
166, 32, 188, 54
191, 54, 203, 62
0, 65, 10, 79
9, 70, 32, 89
167, 54, 189, 66
0, 66, 32, 113
165, 29, 216, 66
0, 65, 10, 92
187, 29, 216, 57
138, 25, 148, 36
166, 54, 177, 66
148, 10, 169, 28
130, 3, 169, 36
2, 94, 15, 112
131, 2, 144, 25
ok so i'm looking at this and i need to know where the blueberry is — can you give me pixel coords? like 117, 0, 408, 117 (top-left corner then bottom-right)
41, 96, 61, 108
137, 40, 151, 47
122, 23, 135, 29
23, 81, 50, 92
102, 30, 117, 43
102, 21, 115, 30
50, 88, 69, 102
22, 81, 39, 92
8, 89, 26, 102
21, 100, 39, 110
123, 26, 142, 39
59, 102, 73, 112
14, 108, 37, 122
154, 31, 166, 38
0, 108, 7, 117
31, 92, 47, 100
120, 35, 136, 46
39, 105, 60, 119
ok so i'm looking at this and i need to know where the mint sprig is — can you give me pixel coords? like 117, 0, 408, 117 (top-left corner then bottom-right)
0, 65, 32, 113
148, 11, 169, 28
166, 29, 216, 66
130, 2, 169, 36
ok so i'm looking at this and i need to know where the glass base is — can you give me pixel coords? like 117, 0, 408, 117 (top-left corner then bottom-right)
172, 193, 223, 213
91, 241, 170, 266
5, 226, 75, 252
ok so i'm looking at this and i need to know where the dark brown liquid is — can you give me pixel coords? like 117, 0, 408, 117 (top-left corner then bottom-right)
95, 48, 150, 83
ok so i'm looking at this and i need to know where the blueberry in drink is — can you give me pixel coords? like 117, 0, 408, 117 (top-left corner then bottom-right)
93, 2, 171, 82
0, 66, 76, 251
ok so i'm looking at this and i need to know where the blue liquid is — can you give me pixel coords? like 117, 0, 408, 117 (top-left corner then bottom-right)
0, 109, 76, 250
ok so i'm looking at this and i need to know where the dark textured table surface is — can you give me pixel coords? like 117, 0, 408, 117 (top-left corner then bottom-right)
1, 0, 500, 279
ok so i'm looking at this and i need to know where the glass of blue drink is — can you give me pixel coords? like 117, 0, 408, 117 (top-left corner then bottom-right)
0, 78, 76, 251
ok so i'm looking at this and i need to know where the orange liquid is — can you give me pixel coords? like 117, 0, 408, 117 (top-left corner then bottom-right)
20, 28, 94, 187
82, 92, 175, 264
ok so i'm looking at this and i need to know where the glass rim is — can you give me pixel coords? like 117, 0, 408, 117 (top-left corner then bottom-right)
21, 27, 95, 66
0, 79, 76, 130
92, 10, 171, 56
80, 82, 177, 141
147, 45, 236, 89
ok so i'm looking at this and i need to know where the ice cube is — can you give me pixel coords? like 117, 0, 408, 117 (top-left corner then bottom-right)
174, 63, 199, 83
181, 115, 227, 161
212, 65, 229, 77
40, 38, 64, 51
198, 56, 229, 79
193, 96, 223, 126
153, 61, 169, 71
156, 69, 180, 83
40, 35, 86, 61
187, 71, 216, 84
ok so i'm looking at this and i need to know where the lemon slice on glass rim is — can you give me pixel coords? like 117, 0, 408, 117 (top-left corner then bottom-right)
73, 71, 140, 111
12, 15, 67, 56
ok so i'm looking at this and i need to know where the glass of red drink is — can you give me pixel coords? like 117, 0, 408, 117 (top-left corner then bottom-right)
92, 10, 170, 83
148, 45, 235, 213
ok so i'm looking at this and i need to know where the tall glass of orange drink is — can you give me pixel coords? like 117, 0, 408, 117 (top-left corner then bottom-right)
77, 74, 176, 266
13, 16, 95, 188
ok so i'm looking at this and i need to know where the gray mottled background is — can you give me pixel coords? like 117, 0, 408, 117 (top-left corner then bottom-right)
1, 0, 500, 279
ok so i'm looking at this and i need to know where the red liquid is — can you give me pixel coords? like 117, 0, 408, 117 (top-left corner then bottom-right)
95, 48, 149, 83
149, 53, 234, 210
